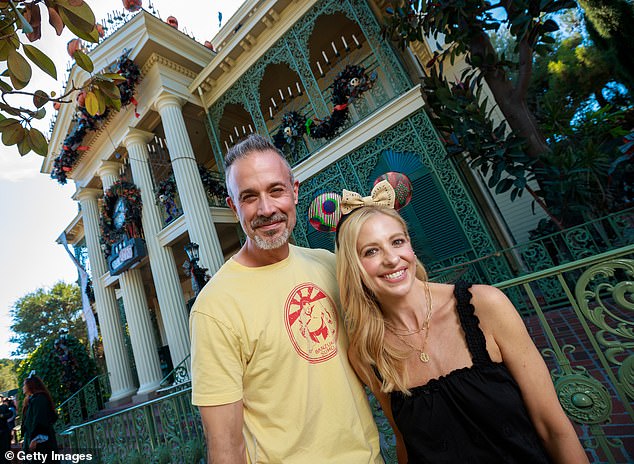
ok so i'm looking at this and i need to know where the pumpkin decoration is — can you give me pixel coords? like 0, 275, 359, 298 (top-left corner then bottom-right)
53, 102, 61, 111
122, 0, 142, 12
96, 23, 105, 38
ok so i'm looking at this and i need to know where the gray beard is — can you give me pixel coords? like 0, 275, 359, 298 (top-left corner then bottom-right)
253, 228, 290, 250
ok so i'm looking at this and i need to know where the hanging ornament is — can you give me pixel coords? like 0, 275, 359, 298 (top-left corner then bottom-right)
166, 16, 178, 28
309, 192, 342, 232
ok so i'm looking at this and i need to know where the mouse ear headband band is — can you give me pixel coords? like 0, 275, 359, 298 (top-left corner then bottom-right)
308, 172, 413, 233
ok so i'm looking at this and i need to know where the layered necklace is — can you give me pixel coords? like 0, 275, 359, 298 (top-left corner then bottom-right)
384, 282, 433, 363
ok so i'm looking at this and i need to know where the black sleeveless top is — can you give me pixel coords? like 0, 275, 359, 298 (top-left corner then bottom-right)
390, 281, 551, 464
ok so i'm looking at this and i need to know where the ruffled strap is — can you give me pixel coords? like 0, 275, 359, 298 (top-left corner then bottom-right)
453, 281, 491, 365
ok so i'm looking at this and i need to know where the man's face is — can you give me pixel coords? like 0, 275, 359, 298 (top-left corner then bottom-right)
226, 150, 299, 251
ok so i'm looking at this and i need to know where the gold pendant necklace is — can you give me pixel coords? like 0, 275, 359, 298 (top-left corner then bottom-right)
385, 282, 433, 363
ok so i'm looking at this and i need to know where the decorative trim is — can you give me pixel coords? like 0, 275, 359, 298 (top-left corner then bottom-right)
141, 53, 198, 79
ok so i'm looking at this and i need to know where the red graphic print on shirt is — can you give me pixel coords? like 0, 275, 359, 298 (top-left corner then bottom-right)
285, 282, 338, 363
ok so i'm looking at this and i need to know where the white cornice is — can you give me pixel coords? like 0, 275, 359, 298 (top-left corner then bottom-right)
294, 85, 425, 182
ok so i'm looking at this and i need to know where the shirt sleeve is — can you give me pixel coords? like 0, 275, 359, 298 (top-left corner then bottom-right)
190, 309, 245, 406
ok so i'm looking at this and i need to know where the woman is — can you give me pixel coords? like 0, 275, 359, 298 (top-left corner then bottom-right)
335, 203, 588, 464
21, 375, 58, 454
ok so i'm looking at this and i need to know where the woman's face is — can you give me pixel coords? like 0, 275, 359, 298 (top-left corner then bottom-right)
22, 382, 29, 396
356, 213, 417, 303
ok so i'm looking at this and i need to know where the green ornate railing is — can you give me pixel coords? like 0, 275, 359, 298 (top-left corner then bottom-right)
60, 387, 204, 464
493, 244, 634, 464
58, 245, 634, 463
157, 354, 191, 396
428, 207, 634, 286
56, 374, 111, 431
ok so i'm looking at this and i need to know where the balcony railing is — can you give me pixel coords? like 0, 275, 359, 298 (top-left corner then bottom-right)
428, 207, 634, 287
57, 244, 634, 463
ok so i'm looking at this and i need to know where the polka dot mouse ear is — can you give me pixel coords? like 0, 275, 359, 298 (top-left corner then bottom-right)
373, 172, 412, 211
308, 192, 343, 232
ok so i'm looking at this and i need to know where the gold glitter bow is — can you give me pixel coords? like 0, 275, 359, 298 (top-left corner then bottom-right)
341, 180, 396, 215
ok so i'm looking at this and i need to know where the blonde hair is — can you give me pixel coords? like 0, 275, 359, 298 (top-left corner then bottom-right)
336, 206, 428, 394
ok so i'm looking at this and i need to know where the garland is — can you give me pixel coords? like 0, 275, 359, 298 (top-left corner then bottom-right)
99, 180, 143, 258
155, 165, 228, 222
272, 65, 376, 153
51, 53, 141, 185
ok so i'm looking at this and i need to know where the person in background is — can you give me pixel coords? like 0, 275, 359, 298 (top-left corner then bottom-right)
334, 188, 588, 464
189, 134, 383, 463
4, 398, 16, 445
21, 375, 58, 455
0, 397, 11, 464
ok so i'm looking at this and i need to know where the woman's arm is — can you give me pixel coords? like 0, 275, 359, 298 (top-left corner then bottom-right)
348, 349, 408, 464
472, 285, 589, 464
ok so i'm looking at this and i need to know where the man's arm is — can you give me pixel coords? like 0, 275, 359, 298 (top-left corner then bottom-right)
200, 400, 246, 464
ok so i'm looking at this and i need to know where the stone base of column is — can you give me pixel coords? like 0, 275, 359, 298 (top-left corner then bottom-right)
106, 387, 137, 409
134, 379, 161, 399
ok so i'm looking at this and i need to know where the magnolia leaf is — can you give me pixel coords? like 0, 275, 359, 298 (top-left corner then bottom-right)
0, 79, 11, 92
33, 107, 46, 119
47, 7, 65, 35
24, 3, 43, 42
33, 90, 49, 108
17, 136, 31, 156
93, 87, 106, 115
27, 127, 48, 156
84, 90, 99, 115
0, 40, 12, 61
0, 118, 19, 131
7, 49, 32, 85
68, 0, 85, 6
73, 50, 94, 73
58, 5, 99, 43
100, 73, 126, 82
2, 123, 25, 146
9, 72, 29, 91
97, 81, 120, 101
23, 44, 57, 79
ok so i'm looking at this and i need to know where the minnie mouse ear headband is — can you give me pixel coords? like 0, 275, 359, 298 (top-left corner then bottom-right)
308, 171, 413, 241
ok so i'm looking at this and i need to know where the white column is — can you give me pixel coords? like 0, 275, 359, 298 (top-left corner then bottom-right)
118, 268, 162, 395
98, 161, 162, 396
124, 128, 190, 367
75, 187, 136, 402
154, 92, 224, 274
98, 161, 123, 190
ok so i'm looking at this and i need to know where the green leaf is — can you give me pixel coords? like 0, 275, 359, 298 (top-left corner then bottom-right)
57, 5, 99, 43
84, 90, 99, 115
17, 135, 31, 156
99, 73, 126, 82
33, 107, 46, 119
2, 123, 25, 146
0, 79, 11, 92
22, 44, 57, 80
7, 49, 32, 86
27, 127, 48, 156
73, 50, 93, 73
0, 117, 19, 131
33, 90, 49, 108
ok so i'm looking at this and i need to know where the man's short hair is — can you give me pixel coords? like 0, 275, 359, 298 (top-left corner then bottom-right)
224, 134, 294, 199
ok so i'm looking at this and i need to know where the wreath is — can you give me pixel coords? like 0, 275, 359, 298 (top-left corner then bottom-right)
309, 64, 376, 140
155, 166, 228, 223
273, 111, 308, 153
51, 53, 141, 185
100, 180, 143, 258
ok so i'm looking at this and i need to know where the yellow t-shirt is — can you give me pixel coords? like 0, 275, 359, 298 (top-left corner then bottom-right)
190, 245, 383, 463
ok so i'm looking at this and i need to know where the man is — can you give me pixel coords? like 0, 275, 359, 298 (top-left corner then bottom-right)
190, 134, 383, 463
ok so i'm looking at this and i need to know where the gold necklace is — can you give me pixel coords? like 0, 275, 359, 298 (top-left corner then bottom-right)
385, 282, 433, 363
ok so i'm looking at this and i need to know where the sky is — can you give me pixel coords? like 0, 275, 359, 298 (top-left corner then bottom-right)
0, 0, 245, 359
